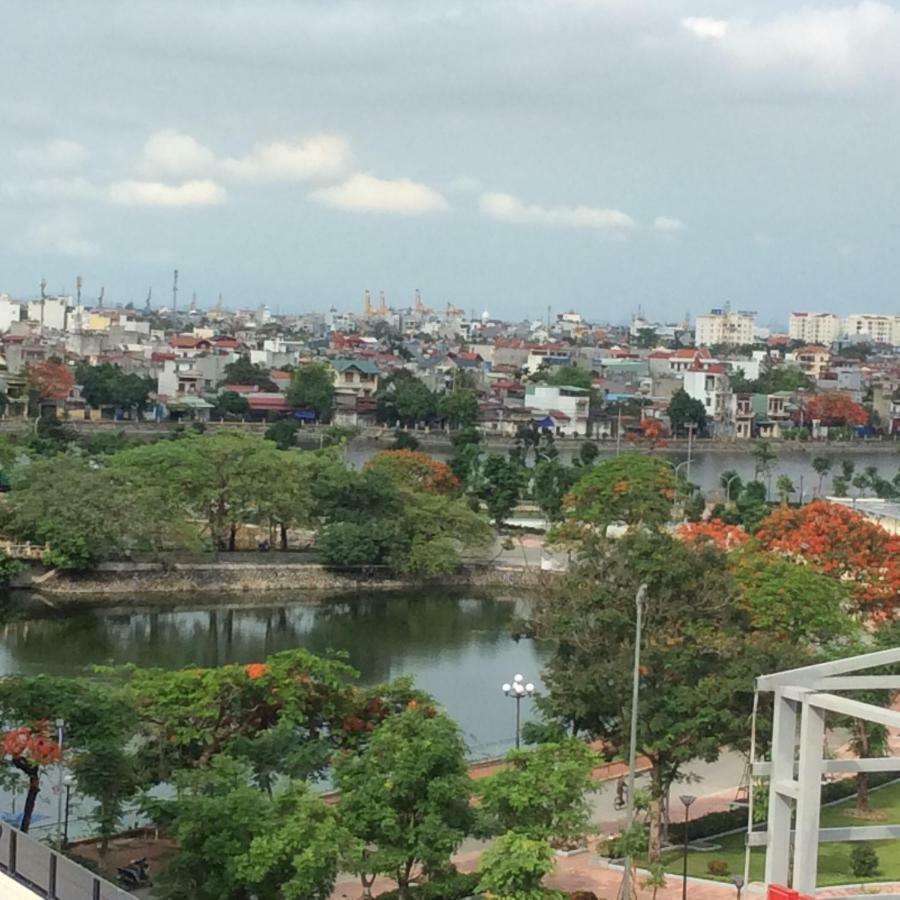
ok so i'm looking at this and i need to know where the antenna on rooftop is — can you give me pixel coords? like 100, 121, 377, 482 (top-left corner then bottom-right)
98, 286, 105, 308
145, 287, 152, 311
76, 275, 82, 305
40, 278, 47, 300
172, 269, 179, 312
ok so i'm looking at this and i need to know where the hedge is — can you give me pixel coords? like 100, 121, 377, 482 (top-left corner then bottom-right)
668, 774, 898, 843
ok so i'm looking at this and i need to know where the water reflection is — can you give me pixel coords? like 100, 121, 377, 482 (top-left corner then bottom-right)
0, 591, 546, 758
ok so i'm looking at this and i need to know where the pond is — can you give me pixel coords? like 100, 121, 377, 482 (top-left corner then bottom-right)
0, 590, 547, 762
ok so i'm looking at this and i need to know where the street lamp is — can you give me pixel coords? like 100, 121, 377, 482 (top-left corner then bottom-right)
55, 718, 65, 849
679, 794, 697, 900
501, 674, 535, 749
724, 473, 741, 503
63, 774, 75, 848
731, 874, 745, 900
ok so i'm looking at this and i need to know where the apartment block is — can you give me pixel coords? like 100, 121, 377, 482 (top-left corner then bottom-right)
695, 308, 755, 347
788, 312, 841, 345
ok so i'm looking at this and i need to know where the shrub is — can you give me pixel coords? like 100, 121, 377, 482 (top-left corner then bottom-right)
376, 869, 480, 899
707, 859, 730, 877
850, 844, 880, 878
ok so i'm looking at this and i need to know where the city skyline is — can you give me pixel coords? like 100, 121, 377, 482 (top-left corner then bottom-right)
5, 1, 900, 322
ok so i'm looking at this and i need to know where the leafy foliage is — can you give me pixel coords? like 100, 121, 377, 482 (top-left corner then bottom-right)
74, 362, 155, 412
805, 391, 868, 427
286, 361, 335, 419
476, 832, 561, 900
667, 389, 706, 436
221, 356, 277, 391
364, 450, 459, 495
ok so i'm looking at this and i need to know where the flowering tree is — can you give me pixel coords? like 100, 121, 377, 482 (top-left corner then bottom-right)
626, 418, 668, 451
363, 449, 460, 495
756, 500, 900, 616
677, 519, 749, 551
804, 392, 868, 427
1, 722, 61, 832
27, 361, 74, 401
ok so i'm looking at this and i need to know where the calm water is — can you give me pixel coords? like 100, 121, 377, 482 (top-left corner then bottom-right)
0, 591, 546, 760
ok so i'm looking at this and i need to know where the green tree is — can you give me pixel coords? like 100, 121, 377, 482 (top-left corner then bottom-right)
775, 474, 795, 504
479, 454, 525, 526
376, 371, 437, 426
286, 362, 335, 420
335, 707, 472, 900
812, 455, 832, 496
439, 386, 479, 430
75, 362, 155, 414
216, 390, 249, 419
751, 440, 777, 480
634, 328, 659, 349
221, 356, 277, 391
477, 740, 597, 849
534, 365, 593, 390
531, 458, 579, 523
850, 844, 881, 878
476, 832, 560, 900
577, 441, 599, 467
264, 418, 299, 449
559, 453, 675, 539
666, 389, 706, 437
528, 530, 749, 859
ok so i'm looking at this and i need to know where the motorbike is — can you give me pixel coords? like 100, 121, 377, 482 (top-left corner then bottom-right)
117, 857, 151, 889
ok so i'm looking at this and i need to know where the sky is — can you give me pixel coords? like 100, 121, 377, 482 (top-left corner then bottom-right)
3, 0, 900, 326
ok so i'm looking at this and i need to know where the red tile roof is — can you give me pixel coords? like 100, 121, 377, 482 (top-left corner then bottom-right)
222, 384, 258, 394
247, 393, 293, 411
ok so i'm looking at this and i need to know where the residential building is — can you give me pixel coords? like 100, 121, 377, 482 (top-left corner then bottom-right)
732, 392, 754, 439
26, 296, 68, 331
843, 314, 900, 346
788, 312, 841, 345
788, 345, 831, 379
0, 294, 22, 332
695, 308, 755, 347
683, 362, 730, 431
752, 392, 792, 439
523, 383, 590, 436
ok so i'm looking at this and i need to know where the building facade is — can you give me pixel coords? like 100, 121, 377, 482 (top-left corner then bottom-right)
788, 312, 841, 345
695, 308, 755, 347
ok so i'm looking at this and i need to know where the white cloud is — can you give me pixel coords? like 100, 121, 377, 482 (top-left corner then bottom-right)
222, 135, 348, 181
310, 173, 448, 215
653, 215, 686, 232
20, 213, 99, 257
141, 130, 217, 176
682, 17, 727, 40
17, 139, 88, 171
109, 179, 226, 207
682, 3, 900, 83
447, 175, 483, 194
479, 191, 635, 230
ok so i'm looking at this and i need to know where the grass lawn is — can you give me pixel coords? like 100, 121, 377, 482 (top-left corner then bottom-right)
657, 780, 900, 887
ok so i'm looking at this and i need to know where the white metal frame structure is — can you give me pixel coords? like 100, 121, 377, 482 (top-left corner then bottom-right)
750, 647, 900, 894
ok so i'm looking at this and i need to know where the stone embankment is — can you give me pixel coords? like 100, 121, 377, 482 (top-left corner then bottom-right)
11, 560, 556, 601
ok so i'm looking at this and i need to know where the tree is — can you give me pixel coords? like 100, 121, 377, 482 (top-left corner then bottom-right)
479, 454, 525, 526
364, 450, 459, 495
634, 327, 659, 349
850, 844, 881, 878
676, 519, 749, 551
666, 389, 706, 437
805, 391, 868, 427
528, 530, 750, 859
376, 371, 437, 426
751, 440, 777, 480
534, 365, 594, 390
27, 360, 74, 401
477, 740, 597, 849
439, 386, 479, 430
221, 356, 277, 391
775, 474, 795, 504
0, 724, 61, 832
812, 455, 832, 496
756, 499, 900, 616
476, 832, 559, 900
335, 706, 472, 900
75, 362, 154, 413
558, 453, 675, 539
532, 458, 579, 523
577, 441, 599, 467
264, 418, 299, 449
216, 390, 250, 419
286, 362, 334, 420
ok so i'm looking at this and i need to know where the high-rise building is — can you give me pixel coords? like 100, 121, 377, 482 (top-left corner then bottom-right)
788, 312, 841, 345
695, 308, 755, 347
843, 314, 900, 346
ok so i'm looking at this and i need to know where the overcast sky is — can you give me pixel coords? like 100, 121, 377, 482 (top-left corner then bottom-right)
3, 1, 900, 325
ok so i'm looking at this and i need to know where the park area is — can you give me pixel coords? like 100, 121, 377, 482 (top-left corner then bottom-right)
663, 780, 900, 887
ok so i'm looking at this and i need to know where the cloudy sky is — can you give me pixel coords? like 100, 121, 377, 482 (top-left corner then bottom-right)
3, 0, 900, 324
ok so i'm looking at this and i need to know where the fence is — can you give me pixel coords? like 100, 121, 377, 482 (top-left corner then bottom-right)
0, 823, 136, 900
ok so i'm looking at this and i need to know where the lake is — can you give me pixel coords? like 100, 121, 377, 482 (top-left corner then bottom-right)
0, 590, 547, 762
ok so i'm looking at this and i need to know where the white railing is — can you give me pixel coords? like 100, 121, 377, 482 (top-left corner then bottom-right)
0, 823, 137, 900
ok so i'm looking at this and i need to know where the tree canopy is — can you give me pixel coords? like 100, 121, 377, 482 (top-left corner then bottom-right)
286, 361, 335, 419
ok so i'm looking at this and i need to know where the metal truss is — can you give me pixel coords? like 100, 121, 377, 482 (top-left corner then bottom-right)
751, 647, 900, 894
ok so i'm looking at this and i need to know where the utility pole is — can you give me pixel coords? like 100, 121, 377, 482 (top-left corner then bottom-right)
686, 423, 694, 482
172, 268, 179, 312
616, 408, 623, 456
621, 584, 648, 900
75, 275, 82, 305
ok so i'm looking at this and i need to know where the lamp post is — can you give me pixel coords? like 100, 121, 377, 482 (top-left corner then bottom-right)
679, 794, 697, 900
731, 874, 744, 900
63, 774, 75, 848
621, 583, 648, 900
55, 718, 65, 849
501, 674, 535, 749
724, 473, 741, 503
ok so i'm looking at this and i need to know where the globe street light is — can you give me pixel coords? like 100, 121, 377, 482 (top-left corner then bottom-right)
679, 794, 697, 900
501, 674, 535, 749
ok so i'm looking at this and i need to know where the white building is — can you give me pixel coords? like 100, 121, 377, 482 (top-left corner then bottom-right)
788, 312, 841, 345
0, 294, 22, 332
842, 314, 900, 346
524, 383, 590, 436
683, 362, 731, 430
695, 308, 755, 347
26, 296, 69, 331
